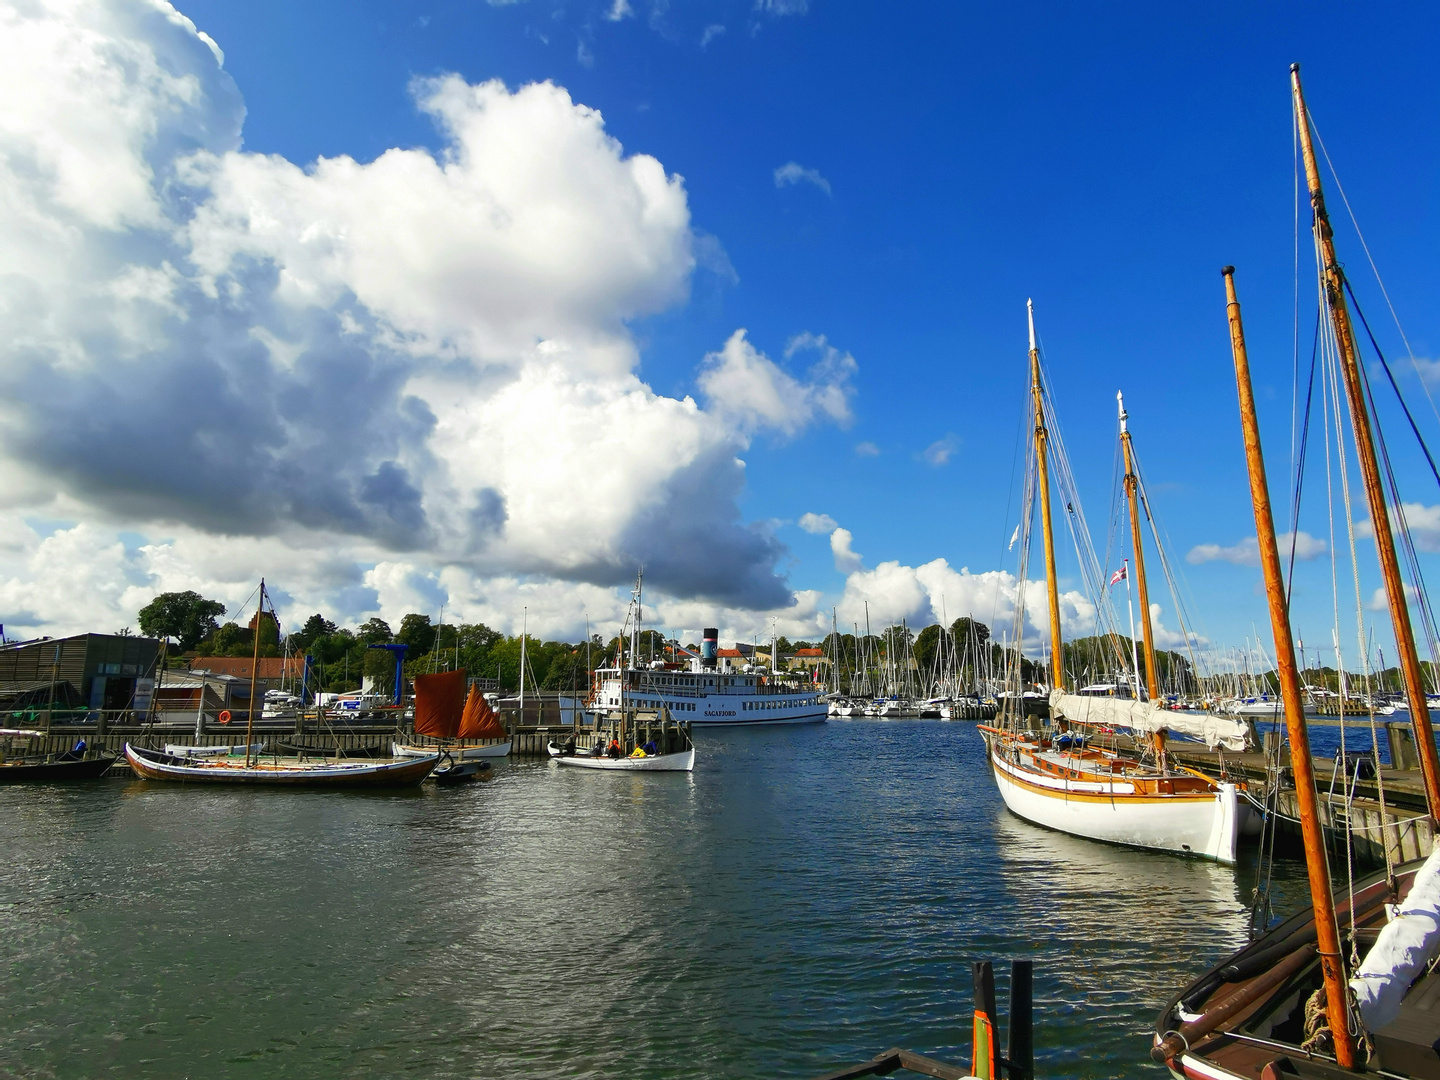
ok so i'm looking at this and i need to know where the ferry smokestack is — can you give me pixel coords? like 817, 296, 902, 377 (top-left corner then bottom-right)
701, 628, 718, 668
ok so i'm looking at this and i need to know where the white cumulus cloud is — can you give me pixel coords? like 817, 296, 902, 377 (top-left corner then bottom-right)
833, 557, 1097, 648
1186, 531, 1328, 566
0, 0, 855, 639
798, 512, 837, 534
698, 329, 854, 437
831, 528, 863, 574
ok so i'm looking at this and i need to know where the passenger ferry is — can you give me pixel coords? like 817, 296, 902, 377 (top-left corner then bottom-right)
590, 628, 827, 727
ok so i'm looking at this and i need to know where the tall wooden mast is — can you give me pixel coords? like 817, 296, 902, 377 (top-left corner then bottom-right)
1292, 63, 1440, 818
1029, 300, 1065, 692
244, 580, 265, 769
1223, 265, 1356, 1069
1119, 394, 1167, 763
1118, 393, 1161, 702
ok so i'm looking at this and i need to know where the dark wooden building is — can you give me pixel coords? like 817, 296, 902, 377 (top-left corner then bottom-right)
0, 634, 162, 713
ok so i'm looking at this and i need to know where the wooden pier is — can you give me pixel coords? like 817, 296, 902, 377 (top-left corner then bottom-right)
1122, 719, 1438, 868
0, 705, 688, 769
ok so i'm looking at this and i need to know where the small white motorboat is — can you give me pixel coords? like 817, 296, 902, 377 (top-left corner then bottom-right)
546, 742, 694, 772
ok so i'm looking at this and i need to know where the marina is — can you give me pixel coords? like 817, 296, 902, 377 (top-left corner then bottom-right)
4, 0, 1440, 1072
0, 719, 1310, 1080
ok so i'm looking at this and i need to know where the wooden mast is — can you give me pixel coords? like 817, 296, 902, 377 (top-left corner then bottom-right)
244, 580, 265, 769
1292, 63, 1440, 818
1029, 300, 1065, 693
1118, 394, 1167, 762
1224, 265, 1356, 1069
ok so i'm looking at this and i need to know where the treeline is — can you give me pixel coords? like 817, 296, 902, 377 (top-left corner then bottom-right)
136, 591, 611, 694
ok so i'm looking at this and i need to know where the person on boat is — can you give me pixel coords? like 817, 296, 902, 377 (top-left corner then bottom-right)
607, 739, 622, 759
563, 736, 577, 757
642, 739, 658, 755
590, 740, 605, 757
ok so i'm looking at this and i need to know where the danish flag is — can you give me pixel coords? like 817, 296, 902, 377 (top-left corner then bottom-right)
1109, 565, 1127, 587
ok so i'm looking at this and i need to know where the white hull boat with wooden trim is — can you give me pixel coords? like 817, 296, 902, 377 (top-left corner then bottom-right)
124, 743, 440, 787
163, 742, 264, 758
982, 302, 1249, 864
546, 743, 695, 772
982, 727, 1241, 863
392, 740, 511, 760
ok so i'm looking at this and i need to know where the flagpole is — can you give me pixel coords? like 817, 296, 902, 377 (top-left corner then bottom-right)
1124, 560, 1140, 700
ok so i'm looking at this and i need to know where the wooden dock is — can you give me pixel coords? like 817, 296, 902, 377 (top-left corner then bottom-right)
1132, 720, 1436, 868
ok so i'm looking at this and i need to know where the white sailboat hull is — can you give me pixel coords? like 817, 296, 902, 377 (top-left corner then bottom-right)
987, 744, 1240, 864
392, 741, 511, 760
547, 745, 694, 772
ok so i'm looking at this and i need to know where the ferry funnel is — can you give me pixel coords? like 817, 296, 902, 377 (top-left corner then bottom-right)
701, 628, 718, 668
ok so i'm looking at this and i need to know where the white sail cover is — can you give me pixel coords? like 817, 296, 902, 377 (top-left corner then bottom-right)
1351, 846, 1440, 1032
1048, 690, 1250, 751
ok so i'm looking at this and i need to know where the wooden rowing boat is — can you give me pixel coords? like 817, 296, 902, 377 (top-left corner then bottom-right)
124, 744, 439, 788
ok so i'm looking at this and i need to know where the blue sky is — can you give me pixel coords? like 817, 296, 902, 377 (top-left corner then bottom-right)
1, 0, 1438, 668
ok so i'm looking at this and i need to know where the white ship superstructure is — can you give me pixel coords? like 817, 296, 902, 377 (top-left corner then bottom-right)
592, 627, 827, 727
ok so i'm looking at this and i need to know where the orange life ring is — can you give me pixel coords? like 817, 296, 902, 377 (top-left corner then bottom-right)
218, 710, 232, 725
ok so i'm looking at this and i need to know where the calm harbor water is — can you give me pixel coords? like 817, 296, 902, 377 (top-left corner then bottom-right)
1, 721, 1309, 1079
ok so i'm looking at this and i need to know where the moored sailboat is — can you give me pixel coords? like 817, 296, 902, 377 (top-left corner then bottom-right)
981, 301, 1247, 863
1152, 67, 1440, 1078
392, 672, 512, 759
126, 581, 441, 789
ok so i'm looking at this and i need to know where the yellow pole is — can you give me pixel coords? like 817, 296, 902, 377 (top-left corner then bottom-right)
1293, 64, 1440, 818
1119, 394, 1166, 762
244, 580, 264, 769
1029, 300, 1065, 693
1224, 264, 1355, 1069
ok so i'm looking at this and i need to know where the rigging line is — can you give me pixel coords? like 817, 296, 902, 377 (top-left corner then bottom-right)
1353, 315, 1440, 679
1320, 321, 1362, 928
1293, 90, 1303, 484
1344, 277, 1440, 493
1286, 310, 1323, 601
1134, 462, 1206, 688
1310, 114, 1440, 436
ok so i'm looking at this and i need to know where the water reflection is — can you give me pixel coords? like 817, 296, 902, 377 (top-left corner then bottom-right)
0, 722, 1310, 1079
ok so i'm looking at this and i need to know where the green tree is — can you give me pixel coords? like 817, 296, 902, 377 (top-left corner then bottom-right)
397, 614, 436, 656
207, 622, 247, 655
357, 618, 393, 643
291, 613, 337, 651
914, 623, 943, 676
138, 591, 226, 651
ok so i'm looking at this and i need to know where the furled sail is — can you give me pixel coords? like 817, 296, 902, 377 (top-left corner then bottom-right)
1350, 845, 1440, 1032
414, 670, 467, 739
1048, 690, 1249, 751
457, 684, 507, 740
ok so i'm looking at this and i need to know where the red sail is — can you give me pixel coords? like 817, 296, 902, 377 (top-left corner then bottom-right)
458, 685, 507, 740
413, 670, 466, 739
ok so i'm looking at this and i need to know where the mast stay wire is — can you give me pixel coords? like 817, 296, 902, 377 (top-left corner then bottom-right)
1353, 307, 1440, 684
1037, 362, 1131, 669
1131, 450, 1210, 687
1285, 312, 1323, 600
1310, 115, 1440, 438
